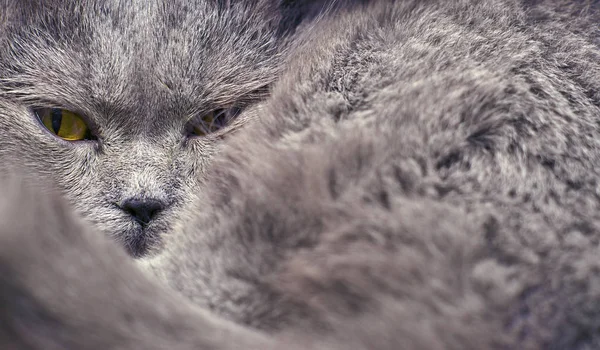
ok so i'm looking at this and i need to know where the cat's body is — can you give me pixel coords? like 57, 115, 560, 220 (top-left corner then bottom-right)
3, 0, 600, 349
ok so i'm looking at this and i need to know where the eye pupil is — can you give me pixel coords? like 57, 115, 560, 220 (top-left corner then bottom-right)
51, 108, 62, 134
35, 107, 93, 142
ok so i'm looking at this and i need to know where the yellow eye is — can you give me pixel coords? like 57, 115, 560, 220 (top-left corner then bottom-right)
188, 107, 241, 138
35, 108, 93, 141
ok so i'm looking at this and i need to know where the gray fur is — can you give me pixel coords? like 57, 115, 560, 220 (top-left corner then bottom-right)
0, 177, 288, 350
4, 0, 600, 349
144, 0, 600, 347
0, 0, 314, 256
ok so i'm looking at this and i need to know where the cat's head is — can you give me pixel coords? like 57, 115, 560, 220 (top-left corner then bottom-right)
0, 0, 318, 257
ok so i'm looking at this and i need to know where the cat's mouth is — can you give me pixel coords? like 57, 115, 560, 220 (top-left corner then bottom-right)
109, 198, 174, 257
121, 222, 167, 258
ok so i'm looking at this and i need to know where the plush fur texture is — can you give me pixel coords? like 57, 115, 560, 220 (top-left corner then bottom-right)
0, 0, 320, 256
3, 0, 600, 349
144, 1, 600, 348
0, 177, 297, 350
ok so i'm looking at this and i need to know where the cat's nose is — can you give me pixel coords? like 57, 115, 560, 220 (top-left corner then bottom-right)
119, 198, 166, 226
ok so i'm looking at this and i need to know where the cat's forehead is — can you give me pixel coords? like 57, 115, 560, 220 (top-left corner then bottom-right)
0, 0, 283, 129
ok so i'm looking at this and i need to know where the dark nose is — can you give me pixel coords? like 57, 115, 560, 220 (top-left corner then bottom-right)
120, 198, 166, 226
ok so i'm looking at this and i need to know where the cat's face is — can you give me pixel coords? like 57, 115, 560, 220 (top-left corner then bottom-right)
0, 0, 291, 257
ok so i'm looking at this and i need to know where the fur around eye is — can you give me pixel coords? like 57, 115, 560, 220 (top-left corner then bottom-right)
186, 107, 241, 138
35, 108, 94, 141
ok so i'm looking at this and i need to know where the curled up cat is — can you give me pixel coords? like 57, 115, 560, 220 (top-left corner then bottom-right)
3, 0, 600, 349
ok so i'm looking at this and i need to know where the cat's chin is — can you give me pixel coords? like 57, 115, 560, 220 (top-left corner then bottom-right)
120, 221, 168, 258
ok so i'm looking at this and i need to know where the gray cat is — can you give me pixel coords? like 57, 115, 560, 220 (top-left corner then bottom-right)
0, 0, 319, 257
3, 0, 600, 349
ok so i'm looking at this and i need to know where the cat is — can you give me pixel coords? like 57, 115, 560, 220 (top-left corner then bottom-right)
3, 0, 600, 349
0, 0, 322, 257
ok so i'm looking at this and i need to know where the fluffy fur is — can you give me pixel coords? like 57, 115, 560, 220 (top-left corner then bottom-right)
3, 0, 600, 349
0, 0, 318, 256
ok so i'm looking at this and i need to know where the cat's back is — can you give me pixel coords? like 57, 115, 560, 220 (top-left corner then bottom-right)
151, 1, 600, 348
